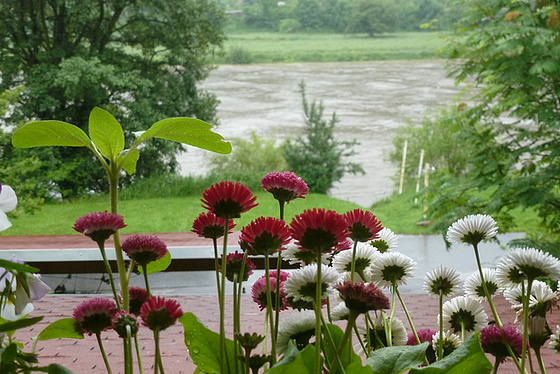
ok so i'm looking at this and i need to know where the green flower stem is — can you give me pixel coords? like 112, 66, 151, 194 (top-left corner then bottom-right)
350, 240, 358, 283
109, 171, 129, 312
98, 241, 121, 309
219, 218, 231, 374
274, 200, 285, 345
460, 322, 465, 343
315, 251, 323, 374
141, 264, 151, 297
124, 325, 134, 374
438, 291, 444, 361
321, 313, 347, 374
153, 329, 164, 374
212, 238, 222, 297
366, 312, 385, 350
353, 324, 367, 354
492, 356, 500, 374
96, 332, 113, 374
337, 310, 358, 358
534, 347, 547, 374
134, 334, 144, 374
528, 346, 535, 374
395, 286, 420, 344
262, 311, 269, 355
233, 273, 240, 374
264, 253, 277, 363
326, 298, 333, 324
387, 286, 398, 347
520, 278, 534, 373
473, 244, 524, 373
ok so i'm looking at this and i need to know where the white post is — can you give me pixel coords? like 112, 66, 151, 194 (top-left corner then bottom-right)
398, 140, 408, 195
423, 163, 430, 219
414, 149, 425, 205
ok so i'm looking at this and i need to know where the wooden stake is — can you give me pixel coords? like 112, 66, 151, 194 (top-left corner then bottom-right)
398, 140, 408, 195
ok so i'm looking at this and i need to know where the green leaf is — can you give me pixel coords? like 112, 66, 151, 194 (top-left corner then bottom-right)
0, 259, 39, 273
409, 333, 492, 374
136, 117, 232, 154
37, 318, 83, 341
138, 252, 171, 275
268, 343, 316, 373
12, 121, 93, 150
180, 312, 237, 374
366, 343, 428, 374
0, 316, 43, 333
47, 363, 75, 373
345, 362, 374, 373
118, 148, 140, 175
322, 324, 360, 371
88, 107, 125, 160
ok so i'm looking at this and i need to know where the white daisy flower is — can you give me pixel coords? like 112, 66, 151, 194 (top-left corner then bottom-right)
463, 268, 500, 301
0, 184, 18, 232
495, 257, 525, 287
504, 280, 558, 318
332, 242, 379, 278
369, 227, 398, 253
360, 314, 408, 351
502, 247, 560, 281
284, 264, 340, 303
446, 214, 498, 246
424, 265, 462, 297
283, 240, 330, 266
440, 296, 488, 336
276, 310, 316, 354
432, 330, 462, 358
368, 252, 416, 289
503, 283, 525, 310
549, 325, 560, 353
330, 302, 350, 321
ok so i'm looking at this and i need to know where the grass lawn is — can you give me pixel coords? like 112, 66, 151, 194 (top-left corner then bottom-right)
1, 193, 363, 236
212, 31, 447, 64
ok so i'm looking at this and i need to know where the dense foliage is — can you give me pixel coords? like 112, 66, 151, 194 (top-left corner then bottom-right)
0, 0, 225, 199
232, 0, 457, 34
283, 82, 363, 194
424, 0, 560, 254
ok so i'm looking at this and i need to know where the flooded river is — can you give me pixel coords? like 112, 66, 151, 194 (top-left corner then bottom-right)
178, 60, 463, 207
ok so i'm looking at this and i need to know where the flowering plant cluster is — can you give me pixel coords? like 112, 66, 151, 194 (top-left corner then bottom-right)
1, 108, 559, 374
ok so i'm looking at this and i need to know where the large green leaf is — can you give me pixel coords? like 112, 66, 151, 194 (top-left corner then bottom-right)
136, 117, 232, 154
0, 259, 39, 273
322, 324, 361, 372
12, 121, 93, 150
88, 107, 124, 160
137, 252, 171, 274
180, 312, 237, 374
118, 148, 140, 175
268, 343, 316, 373
0, 316, 43, 333
366, 343, 428, 374
47, 364, 75, 373
37, 318, 83, 341
409, 333, 492, 374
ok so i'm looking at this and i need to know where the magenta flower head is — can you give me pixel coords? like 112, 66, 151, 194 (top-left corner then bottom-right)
201, 181, 258, 219
73, 211, 126, 243
407, 328, 438, 364
113, 311, 139, 338
335, 281, 390, 314
73, 297, 118, 335
252, 272, 289, 312
192, 212, 236, 239
239, 216, 291, 256
128, 287, 149, 316
289, 208, 348, 255
261, 172, 308, 204
140, 296, 183, 331
481, 324, 524, 363
121, 235, 168, 267
344, 209, 383, 242
221, 250, 256, 282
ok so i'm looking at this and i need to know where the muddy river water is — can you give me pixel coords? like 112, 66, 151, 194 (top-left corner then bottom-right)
177, 60, 463, 207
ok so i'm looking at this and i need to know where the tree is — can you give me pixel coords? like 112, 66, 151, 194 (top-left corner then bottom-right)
431, 0, 560, 253
0, 0, 225, 198
346, 0, 398, 36
283, 82, 364, 194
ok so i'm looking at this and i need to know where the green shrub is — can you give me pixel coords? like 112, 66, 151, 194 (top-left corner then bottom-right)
279, 18, 301, 33
225, 46, 254, 64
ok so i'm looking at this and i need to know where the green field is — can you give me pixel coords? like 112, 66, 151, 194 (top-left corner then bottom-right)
212, 31, 447, 64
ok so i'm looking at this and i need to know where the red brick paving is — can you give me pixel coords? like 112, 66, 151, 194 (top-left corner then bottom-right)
2, 233, 560, 373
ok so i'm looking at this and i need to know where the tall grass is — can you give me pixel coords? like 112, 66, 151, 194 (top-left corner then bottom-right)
212, 31, 447, 64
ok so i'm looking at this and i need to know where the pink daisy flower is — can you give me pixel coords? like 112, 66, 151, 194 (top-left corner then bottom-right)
73, 211, 126, 243
73, 297, 118, 335
344, 209, 383, 242
201, 181, 258, 219
128, 287, 149, 316
239, 216, 291, 256
335, 280, 390, 314
221, 250, 256, 282
140, 296, 183, 331
191, 212, 236, 239
481, 324, 524, 363
289, 208, 349, 255
251, 272, 289, 312
112, 311, 139, 338
261, 172, 308, 203
121, 235, 168, 266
